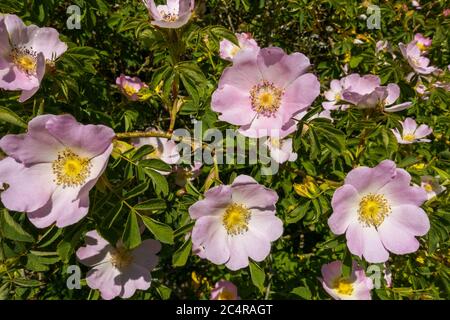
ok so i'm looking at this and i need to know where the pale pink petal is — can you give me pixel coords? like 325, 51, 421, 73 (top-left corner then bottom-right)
328, 185, 359, 234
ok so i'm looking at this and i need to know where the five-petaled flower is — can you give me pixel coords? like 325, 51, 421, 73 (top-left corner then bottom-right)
0, 114, 115, 228
76, 230, 161, 300
325, 74, 412, 112
116, 74, 148, 101
142, 0, 195, 29
189, 175, 283, 270
219, 33, 260, 62
0, 14, 67, 102
212, 47, 320, 138
210, 280, 240, 300
328, 160, 430, 263
391, 117, 433, 144
320, 261, 373, 300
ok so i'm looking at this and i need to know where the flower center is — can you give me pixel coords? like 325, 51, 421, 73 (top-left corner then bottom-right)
250, 81, 284, 117
416, 42, 426, 51
230, 45, 241, 57
270, 138, 281, 149
217, 290, 235, 300
123, 83, 138, 96
403, 134, 416, 142
160, 11, 178, 22
335, 93, 341, 101
11, 47, 37, 74
358, 194, 391, 227
52, 149, 91, 187
110, 247, 133, 269
423, 183, 433, 193
222, 203, 251, 236
333, 277, 354, 296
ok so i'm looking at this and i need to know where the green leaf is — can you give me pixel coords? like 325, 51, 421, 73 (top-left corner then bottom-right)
0, 107, 27, 128
155, 284, 172, 300
291, 286, 312, 299
123, 181, 149, 199
145, 169, 169, 196
249, 261, 266, 293
172, 239, 192, 267
26, 253, 60, 272
141, 216, 174, 244
139, 159, 172, 172
0, 210, 34, 243
134, 199, 167, 211
122, 211, 142, 249
342, 249, 353, 278
12, 279, 44, 288
131, 145, 155, 161
0, 283, 9, 300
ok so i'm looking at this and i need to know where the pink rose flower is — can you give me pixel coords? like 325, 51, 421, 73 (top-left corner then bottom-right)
328, 160, 430, 263
212, 47, 320, 138
0, 14, 67, 102
391, 117, 432, 144
76, 230, 161, 300
210, 280, 240, 300
338, 74, 412, 112
219, 33, 260, 62
265, 137, 297, 164
322, 77, 355, 111
399, 42, 437, 74
189, 175, 283, 270
320, 261, 373, 300
142, 0, 195, 29
0, 114, 114, 228
419, 176, 446, 200
414, 33, 432, 51
116, 74, 148, 101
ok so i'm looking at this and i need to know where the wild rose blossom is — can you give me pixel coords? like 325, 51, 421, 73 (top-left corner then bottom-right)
399, 41, 437, 74
419, 176, 446, 200
391, 117, 432, 144
328, 160, 430, 263
76, 230, 161, 300
142, 0, 195, 29
322, 78, 352, 111
219, 33, 260, 62
189, 175, 283, 270
131, 131, 180, 173
0, 14, 67, 102
116, 74, 148, 101
414, 33, 432, 51
212, 47, 320, 138
338, 74, 411, 111
210, 280, 240, 300
265, 137, 297, 164
320, 261, 373, 300
323, 74, 411, 112
0, 114, 114, 228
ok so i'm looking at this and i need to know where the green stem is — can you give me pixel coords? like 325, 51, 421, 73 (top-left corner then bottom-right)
115, 131, 174, 140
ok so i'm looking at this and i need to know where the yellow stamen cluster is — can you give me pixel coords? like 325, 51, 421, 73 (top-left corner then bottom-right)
358, 193, 391, 227
11, 47, 37, 74
123, 84, 138, 97
222, 203, 251, 236
217, 290, 235, 300
250, 81, 284, 117
333, 277, 354, 296
402, 133, 416, 142
52, 149, 91, 187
